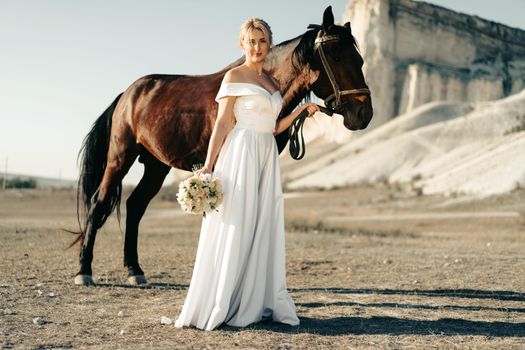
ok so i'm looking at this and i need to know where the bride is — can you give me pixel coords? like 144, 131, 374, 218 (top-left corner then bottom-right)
174, 17, 319, 331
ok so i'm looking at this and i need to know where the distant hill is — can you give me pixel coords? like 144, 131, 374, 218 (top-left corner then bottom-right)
1, 173, 76, 189
284, 89, 525, 197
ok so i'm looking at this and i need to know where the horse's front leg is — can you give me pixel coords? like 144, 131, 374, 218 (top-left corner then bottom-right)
124, 155, 171, 285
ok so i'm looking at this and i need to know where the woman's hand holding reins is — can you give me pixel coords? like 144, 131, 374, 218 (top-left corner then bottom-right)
301, 103, 320, 117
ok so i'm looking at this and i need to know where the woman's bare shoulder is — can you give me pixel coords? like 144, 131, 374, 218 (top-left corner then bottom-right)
223, 66, 246, 84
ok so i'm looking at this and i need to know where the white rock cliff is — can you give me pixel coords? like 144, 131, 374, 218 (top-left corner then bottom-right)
343, 0, 525, 132
279, 0, 525, 197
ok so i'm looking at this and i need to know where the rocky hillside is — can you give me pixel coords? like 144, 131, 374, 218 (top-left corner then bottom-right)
330, 0, 525, 140
283, 90, 525, 197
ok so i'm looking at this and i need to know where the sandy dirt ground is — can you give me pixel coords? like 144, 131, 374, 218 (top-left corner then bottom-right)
1, 185, 524, 349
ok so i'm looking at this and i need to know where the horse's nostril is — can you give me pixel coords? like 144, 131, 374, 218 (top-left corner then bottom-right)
357, 106, 366, 120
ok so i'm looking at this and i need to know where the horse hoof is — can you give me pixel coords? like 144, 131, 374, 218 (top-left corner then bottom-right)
74, 274, 95, 286
128, 275, 148, 285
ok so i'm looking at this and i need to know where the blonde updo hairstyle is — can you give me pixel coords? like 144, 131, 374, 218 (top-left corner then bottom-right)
239, 17, 273, 49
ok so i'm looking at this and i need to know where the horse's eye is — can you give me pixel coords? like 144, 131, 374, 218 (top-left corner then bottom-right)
333, 56, 341, 62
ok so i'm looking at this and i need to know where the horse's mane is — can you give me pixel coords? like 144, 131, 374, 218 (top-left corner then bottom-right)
222, 23, 358, 75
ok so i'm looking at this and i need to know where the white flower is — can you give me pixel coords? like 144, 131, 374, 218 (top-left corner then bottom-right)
200, 173, 212, 182
176, 172, 224, 217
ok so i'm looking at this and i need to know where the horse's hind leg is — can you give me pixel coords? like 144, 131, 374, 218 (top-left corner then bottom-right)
124, 151, 170, 285
75, 145, 138, 286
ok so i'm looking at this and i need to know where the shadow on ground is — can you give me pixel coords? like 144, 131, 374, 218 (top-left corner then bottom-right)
223, 317, 525, 337
290, 287, 525, 302
296, 301, 525, 313
93, 282, 188, 290
90, 283, 525, 337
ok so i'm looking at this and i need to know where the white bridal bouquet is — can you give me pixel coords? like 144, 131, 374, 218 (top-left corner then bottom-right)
176, 164, 224, 217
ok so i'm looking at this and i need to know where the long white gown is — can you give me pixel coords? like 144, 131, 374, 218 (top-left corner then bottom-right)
174, 82, 300, 331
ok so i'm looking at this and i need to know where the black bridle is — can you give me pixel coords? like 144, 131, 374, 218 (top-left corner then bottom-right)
311, 25, 371, 112
288, 26, 371, 160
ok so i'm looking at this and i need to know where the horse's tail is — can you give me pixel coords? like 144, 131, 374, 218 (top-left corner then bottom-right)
68, 93, 124, 250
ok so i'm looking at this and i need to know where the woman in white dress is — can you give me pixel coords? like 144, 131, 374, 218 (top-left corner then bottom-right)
174, 17, 319, 331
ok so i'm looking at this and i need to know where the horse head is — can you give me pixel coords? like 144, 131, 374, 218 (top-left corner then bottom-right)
305, 6, 373, 130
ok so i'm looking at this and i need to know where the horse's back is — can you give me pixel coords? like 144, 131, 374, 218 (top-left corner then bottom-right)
112, 71, 228, 170
122, 72, 226, 111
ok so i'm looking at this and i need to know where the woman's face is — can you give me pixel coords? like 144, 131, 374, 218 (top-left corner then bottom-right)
242, 28, 269, 64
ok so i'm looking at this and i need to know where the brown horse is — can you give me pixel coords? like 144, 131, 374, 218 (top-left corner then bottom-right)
72, 6, 373, 285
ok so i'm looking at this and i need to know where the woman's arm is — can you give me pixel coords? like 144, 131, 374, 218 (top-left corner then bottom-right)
197, 96, 236, 175
273, 103, 319, 136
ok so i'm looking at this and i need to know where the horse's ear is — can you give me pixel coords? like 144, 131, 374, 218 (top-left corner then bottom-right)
322, 6, 334, 32
344, 21, 352, 34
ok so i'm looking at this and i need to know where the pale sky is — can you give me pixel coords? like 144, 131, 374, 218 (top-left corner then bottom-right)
1, 0, 523, 185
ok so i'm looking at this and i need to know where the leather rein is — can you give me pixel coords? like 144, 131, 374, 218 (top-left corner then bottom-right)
288, 26, 370, 160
